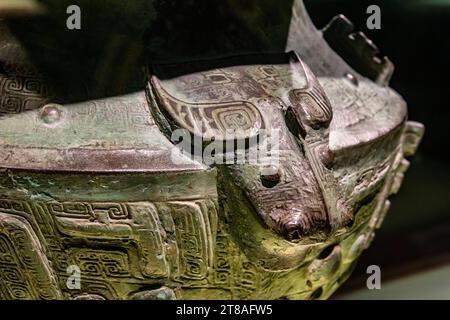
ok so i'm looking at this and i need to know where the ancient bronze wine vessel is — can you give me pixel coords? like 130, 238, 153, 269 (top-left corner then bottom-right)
0, 0, 423, 299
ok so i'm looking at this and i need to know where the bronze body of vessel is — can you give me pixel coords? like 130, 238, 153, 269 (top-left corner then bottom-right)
0, 0, 423, 299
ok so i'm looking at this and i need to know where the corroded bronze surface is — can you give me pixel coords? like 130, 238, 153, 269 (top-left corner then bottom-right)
0, 0, 423, 299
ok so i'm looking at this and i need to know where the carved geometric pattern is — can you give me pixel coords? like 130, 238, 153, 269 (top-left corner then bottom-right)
67, 249, 130, 278
0, 61, 51, 114
0, 213, 61, 299
169, 201, 214, 281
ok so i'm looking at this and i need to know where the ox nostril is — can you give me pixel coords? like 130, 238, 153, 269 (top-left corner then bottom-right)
260, 165, 282, 188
